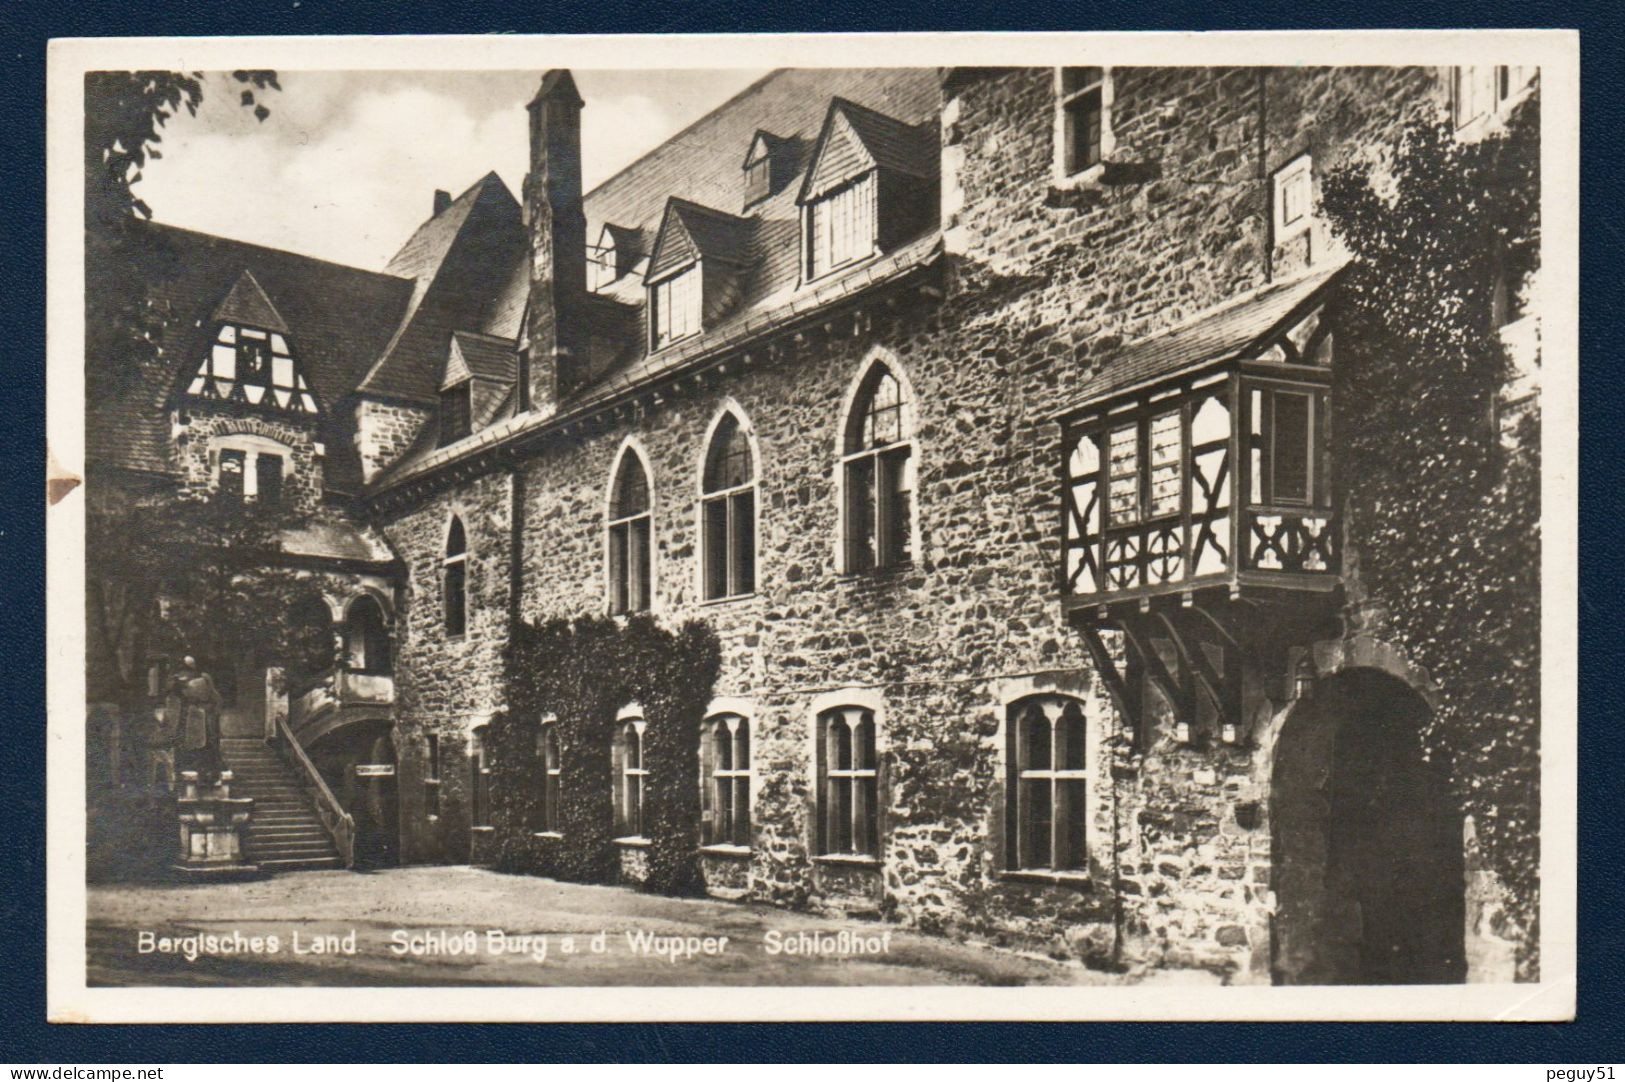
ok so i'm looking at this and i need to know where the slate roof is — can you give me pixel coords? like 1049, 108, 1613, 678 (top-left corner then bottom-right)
88, 220, 414, 486
1066, 262, 1346, 414
800, 97, 937, 201
374, 233, 943, 490
211, 270, 289, 334
449, 330, 519, 385
648, 199, 754, 280
354, 172, 526, 404
279, 517, 399, 565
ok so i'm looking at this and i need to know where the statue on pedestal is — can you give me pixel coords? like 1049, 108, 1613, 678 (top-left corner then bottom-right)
167, 656, 222, 782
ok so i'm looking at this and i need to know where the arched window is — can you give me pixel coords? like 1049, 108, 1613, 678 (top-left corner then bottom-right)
1007, 695, 1089, 873
816, 706, 880, 857
470, 726, 492, 829
538, 720, 562, 834
841, 361, 914, 572
612, 717, 648, 839
344, 595, 391, 675
444, 517, 468, 636
607, 450, 653, 614
701, 714, 751, 847
701, 413, 757, 600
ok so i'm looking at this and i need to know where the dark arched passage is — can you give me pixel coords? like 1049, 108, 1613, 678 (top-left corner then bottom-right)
1270, 668, 1465, 985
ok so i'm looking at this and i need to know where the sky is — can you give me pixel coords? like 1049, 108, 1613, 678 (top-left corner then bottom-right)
132, 69, 771, 270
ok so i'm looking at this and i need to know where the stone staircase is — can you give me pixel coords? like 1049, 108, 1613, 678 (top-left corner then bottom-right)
218, 738, 344, 871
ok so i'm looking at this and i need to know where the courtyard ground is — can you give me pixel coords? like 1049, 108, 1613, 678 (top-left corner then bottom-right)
87, 865, 1119, 987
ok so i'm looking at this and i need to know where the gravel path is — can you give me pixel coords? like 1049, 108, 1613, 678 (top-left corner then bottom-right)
87, 865, 1117, 987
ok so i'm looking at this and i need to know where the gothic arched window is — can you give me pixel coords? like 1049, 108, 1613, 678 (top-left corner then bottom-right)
607, 449, 653, 614
1007, 695, 1090, 873
701, 412, 757, 600
841, 361, 914, 572
444, 516, 468, 637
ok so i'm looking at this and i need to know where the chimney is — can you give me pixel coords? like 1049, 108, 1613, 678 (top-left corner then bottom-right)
523, 69, 587, 414
433, 189, 452, 216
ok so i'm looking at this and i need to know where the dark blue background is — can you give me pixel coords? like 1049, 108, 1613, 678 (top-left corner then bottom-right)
4, 0, 1618, 1062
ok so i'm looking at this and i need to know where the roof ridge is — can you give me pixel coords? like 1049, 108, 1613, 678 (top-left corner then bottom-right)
582, 69, 787, 204
141, 220, 411, 284
451, 328, 517, 346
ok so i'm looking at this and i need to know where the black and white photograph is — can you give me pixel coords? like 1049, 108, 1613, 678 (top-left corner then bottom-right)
45, 31, 1578, 1022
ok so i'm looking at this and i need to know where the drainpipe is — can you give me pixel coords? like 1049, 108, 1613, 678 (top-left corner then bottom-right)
1258, 67, 1272, 284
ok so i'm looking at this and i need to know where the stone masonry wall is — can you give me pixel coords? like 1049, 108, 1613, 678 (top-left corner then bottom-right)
356, 398, 432, 484
170, 407, 324, 515
382, 470, 513, 865
377, 66, 1460, 974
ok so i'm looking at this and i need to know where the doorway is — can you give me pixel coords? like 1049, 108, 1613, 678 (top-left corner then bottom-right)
1270, 669, 1465, 984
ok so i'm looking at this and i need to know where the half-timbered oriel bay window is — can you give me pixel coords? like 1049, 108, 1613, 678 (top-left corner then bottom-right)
1059, 268, 1342, 746
701, 714, 751, 848
607, 450, 653, 614
702, 413, 757, 600
815, 706, 880, 858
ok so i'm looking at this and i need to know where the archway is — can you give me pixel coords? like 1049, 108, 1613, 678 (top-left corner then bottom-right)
1270, 668, 1465, 984
308, 719, 399, 867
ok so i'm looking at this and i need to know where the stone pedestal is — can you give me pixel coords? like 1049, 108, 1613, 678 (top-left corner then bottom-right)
173, 770, 258, 878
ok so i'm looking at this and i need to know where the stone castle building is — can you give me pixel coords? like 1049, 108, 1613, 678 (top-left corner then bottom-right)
87, 64, 1541, 983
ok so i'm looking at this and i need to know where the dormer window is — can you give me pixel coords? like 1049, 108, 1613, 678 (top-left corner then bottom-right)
439, 381, 471, 447
744, 153, 771, 207
807, 173, 877, 279
741, 130, 790, 211
798, 99, 937, 283
651, 265, 702, 348
645, 199, 750, 350
589, 223, 644, 292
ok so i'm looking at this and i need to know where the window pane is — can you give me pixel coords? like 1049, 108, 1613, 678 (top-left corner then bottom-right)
1057, 779, 1087, 870
444, 562, 466, 636
856, 774, 877, 856
1060, 702, 1087, 771
1023, 706, 1051, 771
256, 454, 284, 508
1149, 410, 1182, 517
732, 776, 751, 846
1021, 778, 1052, 868
730, 489, 756, 595
854, 712, 876, 770
845, 457, 876, 572
878, 448, 911, 567
703, 497, 728, 600
1061, 67, 1102, 95
1270, 391, 1312, 504
631, 517, 651, 612
613, 455, 650, 517
218, 449, 245, 503
1108, 424, 1140, 524
609, 523, 628, 614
